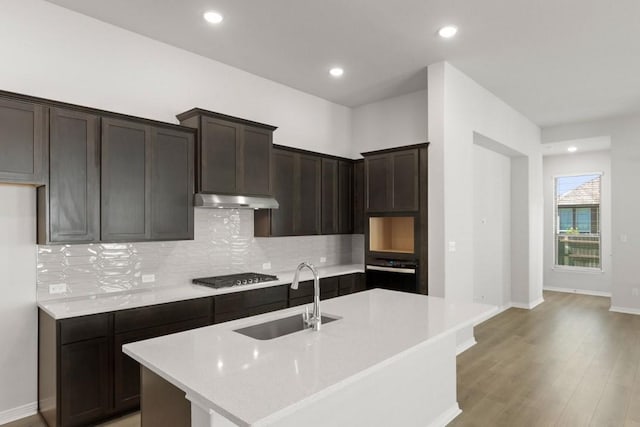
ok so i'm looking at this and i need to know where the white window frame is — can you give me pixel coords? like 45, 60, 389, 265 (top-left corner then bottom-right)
552, 172, 603, 272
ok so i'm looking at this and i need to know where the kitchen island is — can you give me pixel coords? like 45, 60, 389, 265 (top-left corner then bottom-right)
124, 289, 496, 427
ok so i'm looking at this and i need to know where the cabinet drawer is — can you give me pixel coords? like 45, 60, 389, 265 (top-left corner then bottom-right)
114, 298, 211, 333
214, 301, 287, 324
60, 313, 110, 345
215, 286, 288, 314
288, 276, 339, 299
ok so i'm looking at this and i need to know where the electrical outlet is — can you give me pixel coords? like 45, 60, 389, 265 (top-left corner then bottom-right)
142, 274, 155, 283
49, 283, 67, 294
320, 257, 327, 263
621, 234, 629, 242
448, 241, 457, 252
262, 262, 271, 270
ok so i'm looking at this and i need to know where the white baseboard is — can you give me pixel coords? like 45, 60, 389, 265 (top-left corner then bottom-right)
510, 297, 544, 310
544, 286, 611, 297
456, 338, 477, 355
426, 403, 462, 427
610, 306, 640, 316
0, 402, 37, 425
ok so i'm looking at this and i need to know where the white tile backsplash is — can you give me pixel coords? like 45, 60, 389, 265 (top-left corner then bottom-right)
37, 209, 365, 301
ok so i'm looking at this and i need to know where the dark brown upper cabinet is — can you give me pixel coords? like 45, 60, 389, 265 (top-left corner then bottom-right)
321, 158, 353, 235
254, 146, 321, 237
177, 109, 276, 197
363, 145, 425, 213
101, 118, 152, 242
321, 158, 338, 234
266, 149, 295, 236
297, 154, 322, 235
38, 108, 101, 244
353, 159, 365, 234
150, 127, 194, 240
102, 118, 195, 242
0, 96, 45, 184
337, 160, 353, 234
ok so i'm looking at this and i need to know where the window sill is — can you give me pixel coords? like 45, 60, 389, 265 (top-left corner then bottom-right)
552, 266, 604, 274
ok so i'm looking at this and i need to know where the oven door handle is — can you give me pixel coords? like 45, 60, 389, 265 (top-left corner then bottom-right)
366, 265, 416, 274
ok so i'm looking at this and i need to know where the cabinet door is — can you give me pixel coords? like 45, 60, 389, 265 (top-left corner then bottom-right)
270, 149, 296, 236
113, 317, 209, 412
200, 117, 239, 194
242, 126, 272, 196
151, 127, 194, 240
338, 160, 353, 234
321, 158, 338, 234
365, 154, 390, 212
0, 97, 44, 183
297, 154, 321, 235
48, 108, 100, 243
391, 149, 419, 211
60, 337, 110, 427
353, 160, 364, 234
101, 118, 151, 241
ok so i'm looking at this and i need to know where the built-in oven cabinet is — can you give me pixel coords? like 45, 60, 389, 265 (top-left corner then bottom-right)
365, 263, 419, 294
363, 146, 424, 213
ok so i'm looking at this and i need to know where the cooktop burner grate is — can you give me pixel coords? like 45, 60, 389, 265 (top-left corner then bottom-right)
192, 272, 279, 289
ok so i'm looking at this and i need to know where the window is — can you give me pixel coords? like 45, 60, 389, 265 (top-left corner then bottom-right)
554, 173, 601, 269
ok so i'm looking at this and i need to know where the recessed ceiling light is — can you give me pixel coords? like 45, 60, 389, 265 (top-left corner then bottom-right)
438, 25, 458, 39
203, 11, 223, 24
567, 146, 578, 153
329, 67, 344, 77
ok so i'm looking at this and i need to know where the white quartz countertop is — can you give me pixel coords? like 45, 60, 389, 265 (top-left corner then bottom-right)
38, 264, 364, 320
123, 289, 497, 426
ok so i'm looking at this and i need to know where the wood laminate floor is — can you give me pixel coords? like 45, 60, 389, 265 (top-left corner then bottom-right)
450, 291, 640, 427
2, 412, 139, 427
6, 291, 639, 427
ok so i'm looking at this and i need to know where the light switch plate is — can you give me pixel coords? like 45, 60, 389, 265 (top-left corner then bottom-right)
262, 262, 272, 270
49, 283, 67, 294
448, 241, 457, 252
320, 257, 327, 263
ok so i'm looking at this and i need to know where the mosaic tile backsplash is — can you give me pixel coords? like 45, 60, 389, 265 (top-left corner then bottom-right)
37, 209, 364, 301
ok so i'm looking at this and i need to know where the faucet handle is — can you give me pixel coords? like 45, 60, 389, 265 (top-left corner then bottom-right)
302, 306, 310, 323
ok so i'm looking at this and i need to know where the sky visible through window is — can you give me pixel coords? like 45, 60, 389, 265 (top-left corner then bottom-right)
556, 174, 600, 197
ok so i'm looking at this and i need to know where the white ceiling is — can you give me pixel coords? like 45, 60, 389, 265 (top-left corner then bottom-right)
46, 0, 640, 127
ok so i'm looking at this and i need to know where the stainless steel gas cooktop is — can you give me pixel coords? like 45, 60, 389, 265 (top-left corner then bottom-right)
192, 272, 279, 289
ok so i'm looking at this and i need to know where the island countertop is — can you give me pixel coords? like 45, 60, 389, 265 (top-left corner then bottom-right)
123, 289, 497, 426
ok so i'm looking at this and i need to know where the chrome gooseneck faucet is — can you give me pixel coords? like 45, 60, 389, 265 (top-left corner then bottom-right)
291, 262, 321, 331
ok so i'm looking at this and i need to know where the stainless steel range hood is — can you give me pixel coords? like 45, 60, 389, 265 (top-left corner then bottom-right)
194, 194, 279, 209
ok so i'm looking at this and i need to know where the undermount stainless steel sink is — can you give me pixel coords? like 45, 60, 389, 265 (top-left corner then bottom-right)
234, 313, 340, 340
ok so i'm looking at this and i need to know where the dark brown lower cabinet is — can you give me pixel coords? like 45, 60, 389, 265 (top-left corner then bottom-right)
214, 286, 288, 324
338, 273, 367, 296
60, 337, 111, 427
38, 273, 362, 426
113, 317, 210, 412
288, 277, 340, 307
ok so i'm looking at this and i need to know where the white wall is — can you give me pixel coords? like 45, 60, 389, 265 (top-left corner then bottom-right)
428, 62, 543, 307
0, 0, 357, 417
351, 89, 428, 157
543, 117, 640, 312
473, 144, 512, 308
0, 185, 37, 423
0, 0, 352, 158
542, 150, 612, 295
